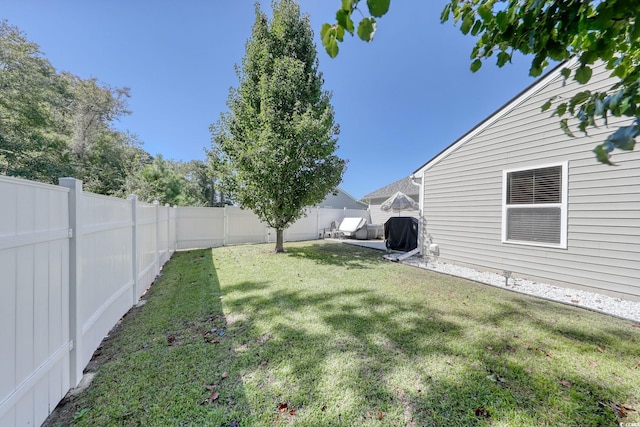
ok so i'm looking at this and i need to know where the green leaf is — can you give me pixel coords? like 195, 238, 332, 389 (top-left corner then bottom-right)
440, 3, 452, 23
367, 0, 390, 18
471, 19, 483, 36
495, 11, 508, 32
571, 90, 592, 107
461, 12, 474, 35
341, 0, 354, 11
556, 102, 567, 116
477, 4, 493, 22
593, 144, 613, 164
357, 17, 376, 42
560, 67, 571, 80
336, 9, 354, 34
335, 25, 345, 42
321, 25, 339, 58
541, 99, 553, 112
470, 59, 482, 72
321, 23, 333, 45
497, 51, 511, 67
612, 63, 627, 79
559, 118, 575, 137
574, 65, 593, 84
530, 63, 543, 77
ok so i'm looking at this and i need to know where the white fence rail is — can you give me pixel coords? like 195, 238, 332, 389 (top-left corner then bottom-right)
0, 175, 368, 427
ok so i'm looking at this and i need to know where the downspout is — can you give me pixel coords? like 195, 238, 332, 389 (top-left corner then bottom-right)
410, 173, 424, 254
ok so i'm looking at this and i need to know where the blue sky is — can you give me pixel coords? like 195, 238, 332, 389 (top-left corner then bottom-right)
3, 1, 540, 199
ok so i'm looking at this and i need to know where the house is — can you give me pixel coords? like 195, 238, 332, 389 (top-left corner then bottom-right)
315, 187, 368, 210
413, 59, 640, 301
361, 176, 421, 225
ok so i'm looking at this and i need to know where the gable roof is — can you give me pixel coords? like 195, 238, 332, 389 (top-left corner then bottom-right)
317, 187, 368, 209
413, 58, 578, 176
362, 176, 420, 200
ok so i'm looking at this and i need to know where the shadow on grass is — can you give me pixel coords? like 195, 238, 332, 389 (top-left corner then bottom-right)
214, 242, 640, 426
284, 242, 384, 269
64, 243, 640, 426
54, 249, 253, 427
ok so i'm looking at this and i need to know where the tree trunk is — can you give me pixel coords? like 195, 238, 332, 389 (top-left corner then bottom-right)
275, 228, 285, 253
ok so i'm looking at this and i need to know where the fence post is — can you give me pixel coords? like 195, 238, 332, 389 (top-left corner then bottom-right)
223, 205, 228, 246
129, 195, 139, 304
153, 201, 160, 276
165, 204, 170, 262
173, 205, 178, 252
59, 177, 84, 388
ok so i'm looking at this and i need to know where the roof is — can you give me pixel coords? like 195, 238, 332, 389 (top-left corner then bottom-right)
413, 58, 578, 175
316, 187, 368, 209
361, 176, 420, 200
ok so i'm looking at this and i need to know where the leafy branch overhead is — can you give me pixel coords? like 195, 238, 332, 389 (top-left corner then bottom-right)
320, 0, 390, 58
324, 0, 640, 164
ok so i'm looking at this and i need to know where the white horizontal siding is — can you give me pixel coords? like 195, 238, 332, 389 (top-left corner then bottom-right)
422, 62, 640, 299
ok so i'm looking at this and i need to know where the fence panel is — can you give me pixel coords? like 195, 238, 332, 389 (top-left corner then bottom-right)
175, 207, 225, 250
0, 176, 70, 427
79, 193, 134, 374
285, 208, 321, 242
168, 205, 177, 257
158, 204, 170, 265
137, 201, 158, 293
225, 206, 267, 245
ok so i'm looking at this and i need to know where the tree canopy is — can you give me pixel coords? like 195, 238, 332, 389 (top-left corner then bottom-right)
210, 0, 346, 252
0, 20, 222, 206
323, 0, 640, 164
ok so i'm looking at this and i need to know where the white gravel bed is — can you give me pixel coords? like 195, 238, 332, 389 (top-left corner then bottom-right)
402, 257, 640, 323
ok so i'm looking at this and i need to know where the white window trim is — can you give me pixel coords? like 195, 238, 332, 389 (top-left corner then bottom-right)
501, 161, 568, 249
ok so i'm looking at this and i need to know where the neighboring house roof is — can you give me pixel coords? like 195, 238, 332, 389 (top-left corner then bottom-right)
316, 187, 368, 209
413, 58, 579, 176
362, 176, 420, 201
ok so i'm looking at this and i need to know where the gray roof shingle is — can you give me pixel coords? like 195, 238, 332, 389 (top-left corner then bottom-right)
361, 176, 419, 200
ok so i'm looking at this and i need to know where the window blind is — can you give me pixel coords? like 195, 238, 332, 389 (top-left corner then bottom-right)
505, 165, 564, 245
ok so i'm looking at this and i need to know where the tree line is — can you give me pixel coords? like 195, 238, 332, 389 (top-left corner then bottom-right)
0, 20, 223, 207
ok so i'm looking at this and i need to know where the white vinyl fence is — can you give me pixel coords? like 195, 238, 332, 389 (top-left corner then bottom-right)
176, 205, 368, 250
0, 175, 368, 427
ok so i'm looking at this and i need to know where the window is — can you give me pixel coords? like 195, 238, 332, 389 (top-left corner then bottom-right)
502, 162, 568, 248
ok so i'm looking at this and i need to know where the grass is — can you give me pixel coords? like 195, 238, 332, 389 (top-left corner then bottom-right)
53, 241, 640, 426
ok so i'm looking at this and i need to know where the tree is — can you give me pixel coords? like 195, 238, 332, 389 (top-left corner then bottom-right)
0, 20, 151, 193
126, 155, 185, 205
211, 0, 346, 253
167, 159, 222, 207
0, 20, 73, 182
77, 130, 150, 197
62, 73, 131, 168
323, 1, 640, 164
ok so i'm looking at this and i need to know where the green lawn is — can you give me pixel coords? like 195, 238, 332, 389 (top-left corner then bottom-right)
59, 241, 640, 426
